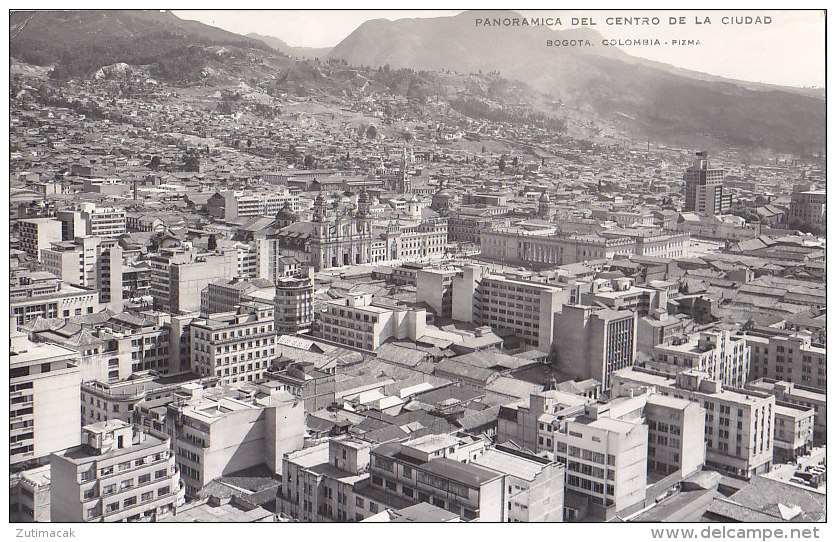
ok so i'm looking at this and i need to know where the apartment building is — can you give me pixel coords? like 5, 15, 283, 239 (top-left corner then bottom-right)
648, 330, 751, 389
189, 302, 277, 385
19, 217, 62, 261
279, 438, 387, 522
50, 420, 184, 522
553, 305, 637, 390
612, 368, 775, 479
743, 330, 826, 391
80, 372, 197, 427
165, 382, 304, 497
10, 331, 82, 471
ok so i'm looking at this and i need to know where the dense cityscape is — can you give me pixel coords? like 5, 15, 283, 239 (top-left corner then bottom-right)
8, 9, 826, 526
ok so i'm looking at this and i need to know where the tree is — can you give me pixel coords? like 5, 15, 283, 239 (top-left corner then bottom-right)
207, 234, 217, 251
366, 125, 377, 140
304, 154, 316, 169
149, 155, 161, 169
498, 155, 506, 173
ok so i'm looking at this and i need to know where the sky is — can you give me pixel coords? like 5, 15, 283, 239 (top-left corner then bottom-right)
173, 9, 825, 88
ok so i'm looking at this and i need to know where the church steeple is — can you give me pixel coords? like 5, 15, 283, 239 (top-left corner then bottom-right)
313, 188, 327, 222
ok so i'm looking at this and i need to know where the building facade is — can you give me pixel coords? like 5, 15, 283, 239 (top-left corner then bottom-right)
50, 420, 184, 522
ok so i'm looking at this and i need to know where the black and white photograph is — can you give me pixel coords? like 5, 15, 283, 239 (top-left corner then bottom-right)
6, 4, 828, 535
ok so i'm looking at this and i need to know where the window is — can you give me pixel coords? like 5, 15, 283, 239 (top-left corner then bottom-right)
103, 484, 116, 495
141, 491, 154, 502
369, 502, 378, 514
138, 473, 151, 485
124, 496, 137, 508
157, 486, 170, 497
155, 469, 167, 479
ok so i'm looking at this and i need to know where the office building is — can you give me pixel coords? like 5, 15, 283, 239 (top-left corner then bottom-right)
553, 305, 637, 390
200, 277, 276, 315
275, 275, 315, 334
416, 266, 458, 319
772, 403, 814, 464
152, 248, 239, 313
455, 266, 570, 351
788, 183, 826, 231
645, 394, 706, 477
683, 151, 730, 215
612, 368, 775, 479
50, 420, 184, 522
497, 391, 592, 454
553, 402, 648, 521
57, 203, 127, 240
41, 237, 123, 311
10, 330, 81, 471
189, 302, 277, 384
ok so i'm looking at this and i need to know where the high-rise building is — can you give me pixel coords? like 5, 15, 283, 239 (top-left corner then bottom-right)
683, 151, 730, 215
41, 236, 123, 311
50, 420, 184, 522
274, 276, 314, 334
10, 330, 81, 471
788, 183, 826, 231
553, 305, 638, 390
553, 402, 648, 520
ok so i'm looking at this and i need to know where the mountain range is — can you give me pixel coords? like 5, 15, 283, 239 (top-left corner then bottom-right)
9, 9, 825, 156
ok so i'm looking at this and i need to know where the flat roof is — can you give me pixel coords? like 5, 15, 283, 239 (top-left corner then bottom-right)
472, 449, 547, 482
